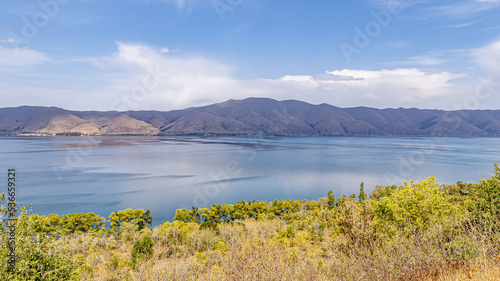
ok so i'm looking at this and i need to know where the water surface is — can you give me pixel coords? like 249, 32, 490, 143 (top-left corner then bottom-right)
1, 136, 499, 225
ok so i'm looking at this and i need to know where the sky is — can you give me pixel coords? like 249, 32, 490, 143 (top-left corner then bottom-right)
0, 0, 499, 111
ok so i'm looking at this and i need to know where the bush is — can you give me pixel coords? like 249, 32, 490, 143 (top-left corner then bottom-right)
131, 236, 154, 267
469, 163, 500, 229
371, 177, 464, 237
0, 203, 79, 281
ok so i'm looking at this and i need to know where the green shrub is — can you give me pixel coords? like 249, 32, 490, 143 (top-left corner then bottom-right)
0, 202, 79, 281
469, 163, 500, 229
372, 177, 463, 237
131, 236, 154, 267
327, 190, 336, 210
369, 184, 400, 201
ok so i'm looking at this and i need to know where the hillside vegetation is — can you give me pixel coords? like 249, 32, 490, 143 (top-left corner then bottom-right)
3, 98, 500, 136
2, 164, 500, 280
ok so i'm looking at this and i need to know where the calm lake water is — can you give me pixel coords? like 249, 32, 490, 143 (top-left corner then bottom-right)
1, 136, 499, 226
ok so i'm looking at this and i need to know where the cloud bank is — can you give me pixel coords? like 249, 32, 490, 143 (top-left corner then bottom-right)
0, 40, 499, 111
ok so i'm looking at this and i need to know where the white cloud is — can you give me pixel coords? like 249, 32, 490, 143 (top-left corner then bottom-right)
279, 75, 313, 82
442, 20, 481, 28
160, 47, 178, 53
162, 0, 198, 14
428, 0, 500, 19
0, 83, 87, 109
392, 55, 446, 66
0, 46, 49, 67
472, 39, 500, 77
164, 0, 186, 8
322, 69, 467, 104
2, 42, 498, 111
368, 0, 424, 10
92, 43, 470, 110
84, 42, 238, 110
1, 37, 18, 43
383, 41, 411, 49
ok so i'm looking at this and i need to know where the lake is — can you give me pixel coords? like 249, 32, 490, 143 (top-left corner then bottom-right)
1, 136, 499, 226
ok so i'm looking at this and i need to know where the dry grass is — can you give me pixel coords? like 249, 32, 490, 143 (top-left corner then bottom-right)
66, 215, 500, 281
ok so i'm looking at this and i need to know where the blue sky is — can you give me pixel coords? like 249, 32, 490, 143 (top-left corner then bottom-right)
0, 0, 499, 111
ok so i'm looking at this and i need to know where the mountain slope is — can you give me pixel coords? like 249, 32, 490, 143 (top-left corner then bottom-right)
1, 98, 500, 136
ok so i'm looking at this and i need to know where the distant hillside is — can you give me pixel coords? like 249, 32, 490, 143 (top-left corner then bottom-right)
2, 98, 500, 136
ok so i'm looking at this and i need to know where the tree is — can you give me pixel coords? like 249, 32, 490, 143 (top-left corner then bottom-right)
359, 182, 366, 202
174, 207, 202, 224
233, 200, 250, 220
327, 190, 336, 210
190, 206, 202, 224
173, 208, 191, 223
109, 209, 152, 233
57, 212, 105, 235
369, 184, 399, 201
336, 195, 347, 207
271, 199, 285, 217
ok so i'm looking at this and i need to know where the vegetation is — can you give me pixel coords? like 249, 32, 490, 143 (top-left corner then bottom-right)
1, 164, 500, 280
131, 235, 154, 267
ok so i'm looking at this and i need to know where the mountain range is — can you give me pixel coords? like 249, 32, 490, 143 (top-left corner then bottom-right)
1, 98, 500, 137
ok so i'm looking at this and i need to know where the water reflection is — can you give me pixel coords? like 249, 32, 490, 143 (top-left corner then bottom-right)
0, 136, 499, 226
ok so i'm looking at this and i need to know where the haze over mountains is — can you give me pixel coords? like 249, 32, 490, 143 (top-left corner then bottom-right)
1, 98, 500, 137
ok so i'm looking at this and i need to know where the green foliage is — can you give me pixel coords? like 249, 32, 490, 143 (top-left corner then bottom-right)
166, 246, 174, 257
336, 195, 347, 207
327, 190, 336, 210
369, 184, 399, 201
173, 199, 306, 228
30, 212, 105, 236
131, 236, 154, 266
469, 163, 500, 228
0, 201, 78, 280
109, 208, 152, 233
158, 246, 175, 259
440, 181, 478, 199
372, 177, 463, 237
359, 182, 366, 202
119, 220, 140, 241
173, 206, 201, 224
158, 220, 200, 245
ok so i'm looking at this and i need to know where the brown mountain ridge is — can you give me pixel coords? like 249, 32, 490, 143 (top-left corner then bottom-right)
1, 98, 500, 136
